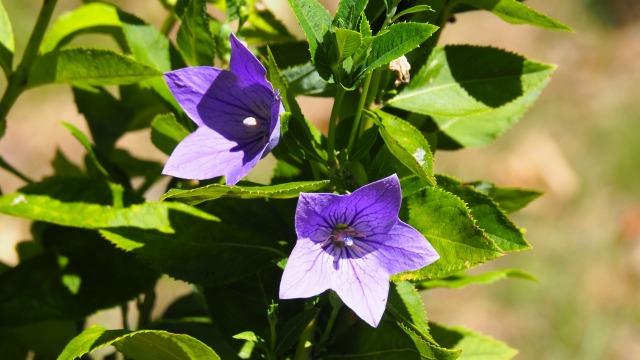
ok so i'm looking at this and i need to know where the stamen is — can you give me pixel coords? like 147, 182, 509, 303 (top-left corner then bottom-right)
242, 117, 259, 127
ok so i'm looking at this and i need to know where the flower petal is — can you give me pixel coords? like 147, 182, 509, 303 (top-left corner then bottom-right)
321, 174, 402, 235
295, 192, 342, 243
229, 33, 272, 91
279, 238, 331, 299
164, 67, 224, 127
162, 126, 264, 184
331, 255, 390, 327
264, 96, 283, 156
365, 220, 440, 275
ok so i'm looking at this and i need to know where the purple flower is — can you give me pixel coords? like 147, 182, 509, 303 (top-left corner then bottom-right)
279, 174, 439, 327
162, 33, 283, 185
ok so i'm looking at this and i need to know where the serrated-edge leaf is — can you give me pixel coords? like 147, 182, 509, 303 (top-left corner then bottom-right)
388, 45, 555, 117
334, 28, 362, 61
161, 180, 329, 205
430, 323, 517, 360
57, 326, 220, 360
461, 0, 572, 32
40, 3, 121, 53
61, 122, 111, 179
0, 0, 15, 77
0, 188, 216, 233
27, 48, 161, 88
334, 0, 369, 29
436, 174, 530, 252
468, 180, 542, 213
177, 0, 215, 66
375, 110, 435, 186
360, 22, 438, 78
395, 187, 503, 280
151, 113, 190, 155
416, 268, 537, 290
391, 5, 434, 23
388, 45, 555, 148
387, 282, 432, 343
287, 0, 332, 59
397, 323, 461, 360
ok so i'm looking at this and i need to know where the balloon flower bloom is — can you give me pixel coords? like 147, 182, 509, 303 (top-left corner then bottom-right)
280, 174, 440, 327
162, 33, 282, 185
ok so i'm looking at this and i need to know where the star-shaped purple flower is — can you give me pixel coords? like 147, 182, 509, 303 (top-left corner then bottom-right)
162, 33, 283, 185
279, 174, 439, 327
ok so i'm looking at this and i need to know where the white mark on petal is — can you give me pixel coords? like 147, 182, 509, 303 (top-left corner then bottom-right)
413, 148, 426, 166
243, 117, 259, 127
11, 195, 26, 206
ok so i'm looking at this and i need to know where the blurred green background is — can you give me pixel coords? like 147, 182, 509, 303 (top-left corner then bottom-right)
0, 1, 638, 359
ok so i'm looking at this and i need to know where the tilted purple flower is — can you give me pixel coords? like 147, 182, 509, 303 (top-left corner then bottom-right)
162, 33, 283, 185
279, 174, 439, 327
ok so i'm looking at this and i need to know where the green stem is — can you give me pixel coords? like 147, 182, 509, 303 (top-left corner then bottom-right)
160, 13, 177, 36
293, 313, 317, 360
136, 284, 157, 329
0, 0, 59, 138
318, 301, 341, 351
326, 86, 347, 168
346, 73, 372, 153
121, 303, 131, 331
0, 156, 34, 184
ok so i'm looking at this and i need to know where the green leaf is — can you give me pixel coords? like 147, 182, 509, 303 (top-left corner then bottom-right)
375, 110, 435, 187
395, 187, 503, 280
0, 0, 15, 77
72, 87, 129, 154
0, 227, 158, 326
468, 181, 542, 213
397, 324, 461, 360
430, 323, 517, 360
39, 2, 123, 53
359, 22, 437, 79
177, 0, 216, 66
51, 149, 84, 177
334, 0, 369, 29
334, 28, 362, 63
61, 122, 113, 180
436, 175, 530, 252
460, 0, 572, 32
0, 321, 76, 358
58, 326, 220, 360
202, 267, 291, 355
391, 5, 434, 22
329, 318, 439, 359
388, 45, 555, 148
27, 48, 161, 88
117, 10, 181, 108
241, 6, 296, 45
100, 198, 292, 285
0, 178, 215, 233
161, 180, 329, 205
416, 268, 536, 290
281, 61, 334, 97
151, 113, 190, 155
287, 0, 332, 60
275, 308, 319, 355
266, 49, 327, 162
387, 282, 431, 341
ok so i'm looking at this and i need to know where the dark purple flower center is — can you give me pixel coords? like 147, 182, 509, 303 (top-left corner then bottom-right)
323, 224, 365, 249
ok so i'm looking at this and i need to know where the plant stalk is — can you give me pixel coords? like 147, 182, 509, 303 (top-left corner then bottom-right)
346, 73, 373, 153
326, 86, 346, 168
0, 0, 59, 138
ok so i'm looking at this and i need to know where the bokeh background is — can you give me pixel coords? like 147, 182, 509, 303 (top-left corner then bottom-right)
0, 1, 639, 359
